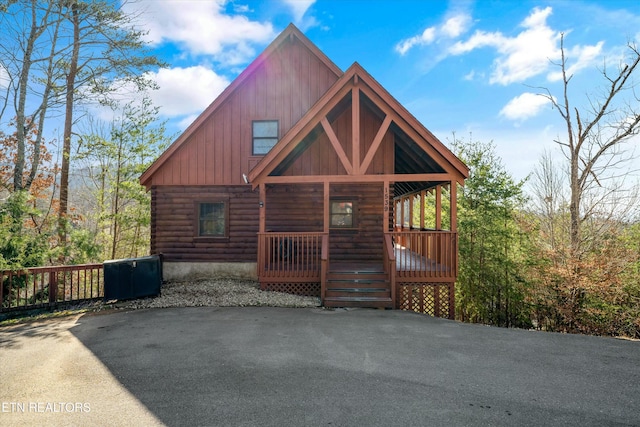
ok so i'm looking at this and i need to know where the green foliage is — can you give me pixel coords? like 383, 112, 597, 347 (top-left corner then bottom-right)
0, 191, 50, 269
75, 97, 169, 260
453, 138, 536, 328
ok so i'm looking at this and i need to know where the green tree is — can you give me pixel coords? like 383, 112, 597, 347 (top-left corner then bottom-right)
75, 97, 169, 260
0, 191, 50, 269
454, 137, 536, 328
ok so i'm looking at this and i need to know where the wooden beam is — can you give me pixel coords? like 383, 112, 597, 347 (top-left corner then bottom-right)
409, 194, 414, 229
420, 190, 425, 229
324, 181, 330, 233
383, 181, 390, 232
449, 181, 457, 232
260, 173, 454, 184
321, 117, 353, 175
352, 86, 360, 174
360, 115, 391, 174
435, 185, 442, 230
259, 184, 266, 233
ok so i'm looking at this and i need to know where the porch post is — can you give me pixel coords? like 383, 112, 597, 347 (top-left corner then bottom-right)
420, 190, 425, 230
449, 181, 457, 232
323, 181, 330, 233
435, 185, 442, 230
449, 181, 458, 320
383, 180, 390, 232
322, 180, 330, 303
259, 183, 266, 233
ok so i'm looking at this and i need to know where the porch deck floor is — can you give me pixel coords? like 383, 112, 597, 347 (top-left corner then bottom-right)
394, 245, 445, 272
328, 247, 446, 273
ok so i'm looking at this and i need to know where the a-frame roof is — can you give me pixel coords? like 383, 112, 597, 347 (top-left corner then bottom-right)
140, 23, 342, 188
247, 62, 469, 188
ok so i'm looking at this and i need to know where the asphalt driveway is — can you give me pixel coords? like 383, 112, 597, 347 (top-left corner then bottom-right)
1, 307, 639, 426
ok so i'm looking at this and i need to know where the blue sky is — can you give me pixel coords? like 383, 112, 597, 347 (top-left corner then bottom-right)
121, 0, 640, 182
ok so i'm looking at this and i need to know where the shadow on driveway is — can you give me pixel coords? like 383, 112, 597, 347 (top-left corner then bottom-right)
64, 307, 639, 426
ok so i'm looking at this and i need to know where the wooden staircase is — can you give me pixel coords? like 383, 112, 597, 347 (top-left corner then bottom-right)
323, 265, 393, 308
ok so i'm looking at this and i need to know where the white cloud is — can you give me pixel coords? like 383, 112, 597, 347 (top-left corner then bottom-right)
547, 41, 604, 82
449, 7, 605, 86
122, 0, 274, 64
395, 13, 471, 55
88, 65, 229, 127
499, 92, 553, 121
441, 14, 470, 38
147, 66, 230, 118
281, 0, 315, 24
396, 27, 436, 55
450, 7, 561, 85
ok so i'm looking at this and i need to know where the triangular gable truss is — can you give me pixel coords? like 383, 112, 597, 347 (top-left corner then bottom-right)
248, 62, 469, 189
140, 23, 342, 189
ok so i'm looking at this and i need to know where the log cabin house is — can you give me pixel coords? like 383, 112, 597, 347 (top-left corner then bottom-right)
140, 24, 469, 318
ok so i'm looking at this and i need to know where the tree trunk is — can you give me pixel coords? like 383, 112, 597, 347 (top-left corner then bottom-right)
13, 1, 39, 192
58, 1, 80, 258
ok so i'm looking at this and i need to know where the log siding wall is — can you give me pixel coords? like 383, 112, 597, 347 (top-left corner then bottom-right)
329, 183, 384, 263
152, 185, 259, 262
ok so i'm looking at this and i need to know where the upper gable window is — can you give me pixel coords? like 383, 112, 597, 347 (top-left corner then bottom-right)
253, 120, 279, 155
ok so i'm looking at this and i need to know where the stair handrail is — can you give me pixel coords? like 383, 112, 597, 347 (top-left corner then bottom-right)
383, 233, 397, 308
320, 234, 329, 302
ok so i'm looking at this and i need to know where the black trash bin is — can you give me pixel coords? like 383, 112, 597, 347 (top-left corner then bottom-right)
103, 255, 162, 301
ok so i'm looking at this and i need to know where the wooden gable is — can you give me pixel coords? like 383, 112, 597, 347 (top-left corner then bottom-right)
140, 24, 342, 189
247, 62, 469, 190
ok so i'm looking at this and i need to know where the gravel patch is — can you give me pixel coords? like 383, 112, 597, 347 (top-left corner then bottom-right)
117, 278, 321, 310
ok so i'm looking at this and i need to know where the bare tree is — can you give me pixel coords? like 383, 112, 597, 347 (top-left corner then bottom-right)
539, 34, 640, 259
0, 0, 66, 193
56, 0, 163, 253
530, 150, 568, 255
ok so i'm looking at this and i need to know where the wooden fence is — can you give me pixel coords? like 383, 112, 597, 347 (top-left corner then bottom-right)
0, 264, 104, 313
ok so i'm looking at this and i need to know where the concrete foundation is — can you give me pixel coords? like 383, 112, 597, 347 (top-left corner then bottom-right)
162, 262, 258, 282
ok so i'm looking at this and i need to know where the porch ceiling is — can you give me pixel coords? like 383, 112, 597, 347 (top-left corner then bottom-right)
393, 125, 447, 197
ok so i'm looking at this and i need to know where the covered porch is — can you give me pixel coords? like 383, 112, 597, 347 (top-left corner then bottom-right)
255, 179, 459, 318
247, 64, 468, 318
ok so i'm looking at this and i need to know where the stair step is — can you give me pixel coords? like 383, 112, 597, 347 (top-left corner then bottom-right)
327, 279, 387, 287
325, 288, 390, 298
327, 274, 388, 281
324, 296, 393, 308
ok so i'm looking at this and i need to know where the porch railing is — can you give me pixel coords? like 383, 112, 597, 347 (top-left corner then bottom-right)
257, 232, 327, 280
1, 263, 104, 313
387, 231, 458, 280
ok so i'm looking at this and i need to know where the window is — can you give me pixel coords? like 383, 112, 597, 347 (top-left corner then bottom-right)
197, 202, 227, 237
252, 120, 279, 155
330, 200, 356, 228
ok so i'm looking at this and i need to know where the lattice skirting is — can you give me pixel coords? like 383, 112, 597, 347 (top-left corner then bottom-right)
397, 283, 453, 319
261, 282, 321, 297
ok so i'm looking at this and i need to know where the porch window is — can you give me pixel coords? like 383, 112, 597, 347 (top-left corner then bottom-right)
252, 120, 279, 155
197, 201, 228, 237
330, 200, 356, 228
